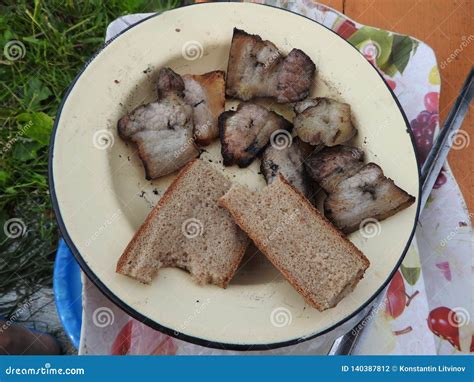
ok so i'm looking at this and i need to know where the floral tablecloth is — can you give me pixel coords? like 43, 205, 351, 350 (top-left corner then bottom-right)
79, 1, 473, 355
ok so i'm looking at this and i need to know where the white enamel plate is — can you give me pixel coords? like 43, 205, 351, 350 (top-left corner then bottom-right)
50, 2, 420, 350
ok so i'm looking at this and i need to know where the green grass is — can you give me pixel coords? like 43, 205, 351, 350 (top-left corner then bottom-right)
0, 0, 180, 315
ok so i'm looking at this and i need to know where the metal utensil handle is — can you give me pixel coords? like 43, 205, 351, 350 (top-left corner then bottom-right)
327, 293, 384, 355
328, 66, 474, 355
420, 67, 474, 209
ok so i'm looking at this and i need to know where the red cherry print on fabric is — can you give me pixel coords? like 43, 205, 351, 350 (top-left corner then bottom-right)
427, 307, 461, 351
385, 271, 407, 319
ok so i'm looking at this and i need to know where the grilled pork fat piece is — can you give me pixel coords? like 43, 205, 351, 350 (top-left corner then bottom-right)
305, 145, 364, 194
118, 68, 199, 179
219, 103, 292, 167
325, 163, 416, 233
261, 137, 314, 199
226, 28, 316, 103
294, 97, 356, 146
183, 71, 225, 146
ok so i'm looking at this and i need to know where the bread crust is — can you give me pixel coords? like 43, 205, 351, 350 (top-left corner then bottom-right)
116, 159, 249, 288
219, 174, 369, 311
116, 159, 199, 278
220, 240, 249, 288
277, 175, 370, 268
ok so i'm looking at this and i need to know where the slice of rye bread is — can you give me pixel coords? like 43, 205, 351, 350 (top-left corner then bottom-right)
219, 175, 370, 310
116, 159, 249, 287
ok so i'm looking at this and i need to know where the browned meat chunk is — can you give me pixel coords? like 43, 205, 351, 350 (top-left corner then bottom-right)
294, 97, 356, 146
305, 145, 364, 194
118, 68, 199, 179
324, 163, 416, 233
219, 103, 292, 168
183, 71, 226, 146
226, 28, 316, 103
156, 67, 185, 98
261, 138, 315, 199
